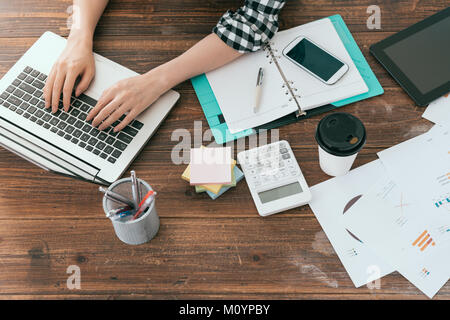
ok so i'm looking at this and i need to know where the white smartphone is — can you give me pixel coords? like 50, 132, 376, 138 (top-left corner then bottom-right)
282, 36, 349, 85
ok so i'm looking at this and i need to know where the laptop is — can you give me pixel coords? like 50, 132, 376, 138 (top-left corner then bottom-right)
0, 31, 180, 185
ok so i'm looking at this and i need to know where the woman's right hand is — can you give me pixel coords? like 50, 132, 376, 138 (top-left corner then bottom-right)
43, 34, 95, 113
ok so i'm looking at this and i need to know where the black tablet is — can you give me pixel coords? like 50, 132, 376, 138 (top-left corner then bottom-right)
370, 7, 450, 106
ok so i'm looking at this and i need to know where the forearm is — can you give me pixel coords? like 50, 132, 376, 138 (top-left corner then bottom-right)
150, 33, 243, 91
68, 0, 109, 45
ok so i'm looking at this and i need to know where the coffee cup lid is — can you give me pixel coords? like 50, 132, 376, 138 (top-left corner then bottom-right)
315, 112, 366, 157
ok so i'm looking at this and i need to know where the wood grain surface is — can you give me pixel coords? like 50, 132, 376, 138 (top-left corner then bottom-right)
0, 0, 448, 299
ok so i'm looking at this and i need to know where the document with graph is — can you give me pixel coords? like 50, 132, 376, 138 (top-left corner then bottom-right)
343, 173, 449, 298
343, 125, 450, 297
378, 124, 450, 223
309, 160, 395, 288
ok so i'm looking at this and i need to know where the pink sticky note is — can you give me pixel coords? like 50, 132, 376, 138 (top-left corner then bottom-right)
189, 147, 232, 185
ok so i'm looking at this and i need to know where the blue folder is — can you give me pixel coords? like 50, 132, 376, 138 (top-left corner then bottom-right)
191, 14, 384, 144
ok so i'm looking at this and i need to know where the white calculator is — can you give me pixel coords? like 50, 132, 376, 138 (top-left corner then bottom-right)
238, 140, 312, 216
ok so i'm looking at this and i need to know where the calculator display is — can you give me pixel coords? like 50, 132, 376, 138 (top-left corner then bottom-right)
258, 182, 303, 204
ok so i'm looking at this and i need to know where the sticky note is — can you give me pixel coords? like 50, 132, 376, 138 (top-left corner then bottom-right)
196, 165, 236, 193
189, 147, 232, 185
205, 166, 244, 200
181, 148, 236, 194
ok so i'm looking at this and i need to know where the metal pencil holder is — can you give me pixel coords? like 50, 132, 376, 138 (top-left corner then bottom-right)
102, 177, 159, 245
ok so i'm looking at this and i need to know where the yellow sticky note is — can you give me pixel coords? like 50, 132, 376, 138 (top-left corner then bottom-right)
182, 160, 236, 194
195, 163, 237, 193
182, 157, 236, 195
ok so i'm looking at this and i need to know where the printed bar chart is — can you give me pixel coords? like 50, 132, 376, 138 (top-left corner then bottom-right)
412, 230, 436, 252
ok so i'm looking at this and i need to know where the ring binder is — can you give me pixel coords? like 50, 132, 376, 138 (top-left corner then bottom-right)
264, 44, 306, 117
191, 15, 383, 144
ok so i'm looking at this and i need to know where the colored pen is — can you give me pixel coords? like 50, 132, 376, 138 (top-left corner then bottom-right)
138, 190, 155, 207
132, 191, 157, 220
111, 210, 134, 221
105, 206, 131, 218
99, 186, 135, 208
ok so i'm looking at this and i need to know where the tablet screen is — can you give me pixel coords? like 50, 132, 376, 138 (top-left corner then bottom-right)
384, 16, 450, 94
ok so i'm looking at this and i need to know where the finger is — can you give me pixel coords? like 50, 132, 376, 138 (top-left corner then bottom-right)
75, 69, 94, 97
92, 97, 122, 127
51, 71, 66, 113
43, 66, 57, 109
98, 104, 129, 131
62, 70, 78, 111
114, 107, 141, 132
86, 89, 114, 121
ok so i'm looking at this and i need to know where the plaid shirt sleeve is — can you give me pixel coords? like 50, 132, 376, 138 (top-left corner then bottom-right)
213, 0, 286, 53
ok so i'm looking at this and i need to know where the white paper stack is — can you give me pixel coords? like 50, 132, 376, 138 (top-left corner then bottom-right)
309, 124, 450, 298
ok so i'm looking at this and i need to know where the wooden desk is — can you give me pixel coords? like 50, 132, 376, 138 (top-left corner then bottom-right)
0, 0, 447, 299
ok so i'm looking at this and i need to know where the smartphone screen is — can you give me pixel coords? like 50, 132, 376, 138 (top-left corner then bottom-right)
285, 38, 345, 81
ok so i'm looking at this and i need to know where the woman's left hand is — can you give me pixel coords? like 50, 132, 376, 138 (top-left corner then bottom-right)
87, 70, 170, 132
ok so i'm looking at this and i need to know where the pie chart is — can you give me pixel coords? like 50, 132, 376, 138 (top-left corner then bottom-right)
343, 195, 363, 243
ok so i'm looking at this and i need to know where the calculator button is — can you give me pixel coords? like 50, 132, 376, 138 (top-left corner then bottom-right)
280, 148, 288, 154
282, 153, 290, 160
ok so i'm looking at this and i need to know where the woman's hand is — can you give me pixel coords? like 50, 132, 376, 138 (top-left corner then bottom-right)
87, 70, 170, 132
43, 34, 95, 113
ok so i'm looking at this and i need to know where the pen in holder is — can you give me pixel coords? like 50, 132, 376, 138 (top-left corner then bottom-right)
102, 177, 159, 245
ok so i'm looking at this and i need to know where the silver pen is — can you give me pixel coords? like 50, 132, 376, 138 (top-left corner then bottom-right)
130, 170, 139, 208
99, 186, 135, 208
253, 67, 264, 113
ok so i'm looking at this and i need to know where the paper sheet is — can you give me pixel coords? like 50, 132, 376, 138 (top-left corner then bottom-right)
206, 43, 298, 134
369, 125, 450, 297
423, 93, 450, 125
309, 160, 394, 287
343, 173, 450, 298
378, 125, 450, 223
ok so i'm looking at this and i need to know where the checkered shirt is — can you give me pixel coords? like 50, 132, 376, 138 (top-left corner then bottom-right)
213, 0, 286, 53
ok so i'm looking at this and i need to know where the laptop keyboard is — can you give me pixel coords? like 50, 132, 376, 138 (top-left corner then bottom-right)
0, 66, 144, 164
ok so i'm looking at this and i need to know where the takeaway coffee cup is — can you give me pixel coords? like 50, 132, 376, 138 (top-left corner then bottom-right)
315, 112, 366, 177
